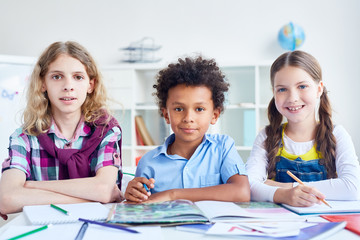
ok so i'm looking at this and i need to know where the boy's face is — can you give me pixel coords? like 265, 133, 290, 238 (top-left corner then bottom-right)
161, 84, 220, 147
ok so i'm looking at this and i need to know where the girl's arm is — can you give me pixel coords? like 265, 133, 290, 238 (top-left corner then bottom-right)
24, 165, 122, 203
301, 125, 360, 200
24, 126, 123, 203
246, 129, 281, 202
248, 126, 360, 205
0, 169, 88, 214
144, 174, 250, 203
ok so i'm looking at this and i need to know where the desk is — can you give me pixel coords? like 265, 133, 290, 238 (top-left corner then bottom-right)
0, 213, 359, 239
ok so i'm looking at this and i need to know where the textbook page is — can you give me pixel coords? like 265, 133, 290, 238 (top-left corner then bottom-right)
194, 201, 302, 222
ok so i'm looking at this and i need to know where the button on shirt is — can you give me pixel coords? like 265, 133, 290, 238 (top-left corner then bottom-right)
135, 133, 247, 193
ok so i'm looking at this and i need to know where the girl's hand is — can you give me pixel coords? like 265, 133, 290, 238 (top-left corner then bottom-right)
275, 184, 325, 207
124, 177, 155, 203
110, 184, 124, 203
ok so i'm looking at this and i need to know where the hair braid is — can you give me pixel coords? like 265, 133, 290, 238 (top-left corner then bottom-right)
316, 86, 337, 178
265, 98, 283, 179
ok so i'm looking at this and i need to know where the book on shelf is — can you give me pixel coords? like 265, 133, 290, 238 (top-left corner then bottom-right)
135, 115, 155, 146
321, 214, 360, 235
135, 121, 145, 146
108, 200, 302, 225
282, 200, 360, 215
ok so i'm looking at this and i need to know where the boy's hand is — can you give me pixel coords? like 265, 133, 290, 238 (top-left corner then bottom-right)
124, 177, 155, 203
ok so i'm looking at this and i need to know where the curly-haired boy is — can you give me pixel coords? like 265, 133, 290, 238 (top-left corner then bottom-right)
125, 56, 250, 203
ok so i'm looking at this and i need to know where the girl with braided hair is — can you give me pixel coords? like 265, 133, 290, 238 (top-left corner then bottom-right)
246, 51, 360, 207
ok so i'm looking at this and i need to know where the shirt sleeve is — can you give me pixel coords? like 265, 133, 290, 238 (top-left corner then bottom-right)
2, 128, 32, 178
94, 126, 122, 172
220, 135, 247, 184
246, 129, 280, 202
135, 151, 154, 179
304, 125, 360, 200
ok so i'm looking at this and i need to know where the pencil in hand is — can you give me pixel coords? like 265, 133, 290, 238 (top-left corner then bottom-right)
286, 170, 332, 208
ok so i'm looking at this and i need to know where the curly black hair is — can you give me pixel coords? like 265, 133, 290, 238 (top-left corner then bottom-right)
153, 56, 229, 116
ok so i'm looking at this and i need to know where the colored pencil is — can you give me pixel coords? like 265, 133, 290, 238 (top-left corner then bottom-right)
123, 172, 135, 176
286, 170, 332, 208
78, 218, 139, 233
8, 224, 51, 240
50, 204, 70, 215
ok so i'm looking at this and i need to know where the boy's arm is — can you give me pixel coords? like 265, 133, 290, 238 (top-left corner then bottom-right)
24, 165, 122, 203
0, 169, 88, 214
146, 174, 250, 203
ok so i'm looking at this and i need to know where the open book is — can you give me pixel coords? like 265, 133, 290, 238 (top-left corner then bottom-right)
108, 200, 302, 225
282, 200, 360, 215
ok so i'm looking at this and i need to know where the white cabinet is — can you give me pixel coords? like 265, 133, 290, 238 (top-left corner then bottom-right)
102, 63, 272, 174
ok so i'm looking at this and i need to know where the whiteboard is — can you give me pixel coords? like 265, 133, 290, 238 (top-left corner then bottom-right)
0, 55, 35, 175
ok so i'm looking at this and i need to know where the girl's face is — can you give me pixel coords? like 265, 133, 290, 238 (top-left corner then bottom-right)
273, 66, 323, 126
161, 84, 220, 147
42, 54, 94, 120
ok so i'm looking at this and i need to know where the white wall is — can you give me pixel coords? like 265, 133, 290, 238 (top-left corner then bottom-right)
0, 0, 359, 156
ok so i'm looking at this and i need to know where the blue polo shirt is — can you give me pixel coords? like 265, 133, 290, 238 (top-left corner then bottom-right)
135, 133, 247, 193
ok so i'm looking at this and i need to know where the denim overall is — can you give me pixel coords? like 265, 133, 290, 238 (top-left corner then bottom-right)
275, 124, 327, 182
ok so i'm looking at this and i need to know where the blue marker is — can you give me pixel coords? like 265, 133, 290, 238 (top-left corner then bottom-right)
143, 183, 150, 192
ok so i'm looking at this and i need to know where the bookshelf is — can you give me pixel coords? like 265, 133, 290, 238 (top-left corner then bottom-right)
102, 63, 272, 174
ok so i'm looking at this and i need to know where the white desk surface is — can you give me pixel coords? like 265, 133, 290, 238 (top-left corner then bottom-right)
0, 213, 359, 240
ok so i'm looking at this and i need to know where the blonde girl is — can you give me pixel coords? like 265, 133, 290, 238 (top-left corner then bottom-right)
0, 41, 122, 218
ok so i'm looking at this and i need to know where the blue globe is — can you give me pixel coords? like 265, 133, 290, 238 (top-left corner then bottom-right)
278, 22, 305, 51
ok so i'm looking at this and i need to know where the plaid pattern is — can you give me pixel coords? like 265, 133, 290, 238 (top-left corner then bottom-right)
2, 119, 121, 180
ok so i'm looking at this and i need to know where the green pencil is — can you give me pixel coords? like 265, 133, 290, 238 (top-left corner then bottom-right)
123, 172, 135, 176
8, 224, 51, 240
50, 204, 70, 215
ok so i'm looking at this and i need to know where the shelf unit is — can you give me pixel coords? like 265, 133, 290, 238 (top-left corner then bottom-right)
102, 63, 273, 174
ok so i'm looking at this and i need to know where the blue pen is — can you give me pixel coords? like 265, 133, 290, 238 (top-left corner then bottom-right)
143, 183, 150, 192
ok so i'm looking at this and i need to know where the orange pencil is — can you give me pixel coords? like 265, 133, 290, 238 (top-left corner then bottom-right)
286, 170, 332, 208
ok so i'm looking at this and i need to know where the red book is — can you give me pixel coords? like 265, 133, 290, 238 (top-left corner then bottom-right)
321, 214, 360, 235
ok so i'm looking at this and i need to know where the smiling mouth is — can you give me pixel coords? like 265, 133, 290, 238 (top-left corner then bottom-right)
287, 106, 304, 111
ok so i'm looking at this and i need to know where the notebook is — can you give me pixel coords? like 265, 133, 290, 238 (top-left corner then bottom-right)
108, 200, 302, 225
23, 202, 110, 224
282, 200, 360, 215
321, 214, 360, 235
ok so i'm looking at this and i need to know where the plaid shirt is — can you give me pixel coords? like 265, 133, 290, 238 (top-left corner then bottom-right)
2, 118, 121, 180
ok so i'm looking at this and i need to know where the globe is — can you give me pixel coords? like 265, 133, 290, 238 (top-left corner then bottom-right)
278, 22, 305, 51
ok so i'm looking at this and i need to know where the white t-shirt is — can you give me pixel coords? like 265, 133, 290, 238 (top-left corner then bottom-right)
246, 125, 360, 202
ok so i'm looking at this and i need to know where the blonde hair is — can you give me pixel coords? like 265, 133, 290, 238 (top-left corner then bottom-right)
265, 50, 337, 179
23, 41, 110, 135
